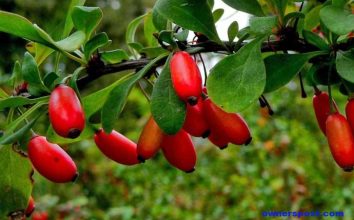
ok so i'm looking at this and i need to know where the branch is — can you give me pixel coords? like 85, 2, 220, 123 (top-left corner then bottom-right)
77, 38, 353, 89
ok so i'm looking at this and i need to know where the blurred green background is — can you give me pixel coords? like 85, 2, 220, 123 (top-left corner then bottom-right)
1, 1, 354, 219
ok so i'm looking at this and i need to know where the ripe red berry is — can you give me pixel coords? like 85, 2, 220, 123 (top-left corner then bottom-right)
183, 100, 210, 137
137, 116, 164, 162
203, 98, 252, 145
170, 51, 202, 105
326, 113, 354, 171
32, 211, 48, 220
345, 98, 354, 133
208, 130, 229, 150
28, 136, 78, 183
25, 196, 35, 217
161, 130, 196, 173
313, 90, 338, 135
49, 84, 85, 139
94, 129, 139, 165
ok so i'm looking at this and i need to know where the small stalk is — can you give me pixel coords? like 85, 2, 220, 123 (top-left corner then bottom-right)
294, 1, 304, 30
299, 72, 307, 98
198, 53, 208, 86
327, 53, 336, 114
261, 95, 274, 115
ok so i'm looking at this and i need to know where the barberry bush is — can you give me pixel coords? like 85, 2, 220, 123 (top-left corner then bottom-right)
0, 0, 354, 219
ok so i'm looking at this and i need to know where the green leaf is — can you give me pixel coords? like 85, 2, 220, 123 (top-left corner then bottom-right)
128, 42, 144, 53
9, 61, 22, 88
152, 9, 168, 31
221, 0, 264, 16
320, 5, 354, 35
0, 113, 41, 145
43, 72, 59, 90
69, 67, 85, 97
34, 43, 54, 65
22, 52, 48, 95
159, 31, 177, 47
62, 0, 86, 38
0, 10, 46, 44
141, 47, 167, 58
33, 24, 85, 52
207, 36, 266, 112
336, 50, 354, 83
227, 21, 239, 43
208, 0, 215, 9
213, 8, 224, 23
84, 33, 111, 60
0, 146, 33, 217
302, 30, 330, 51
332, 0, 348, 7
304, 5, 322, 30
153, 0, 221, 44
5, 102, 46, 139
46, 123, 95, 145
151, 55, 186, 134
83, 78, 128, 119
0, 96, 49, 111
144, 12, 159, 47
264, 51, 326, 93
250, 16, 277, 35
174, 29, 189, 42
284, 12, 305, 25
100, 49, 130, 64
0, 88, 9, 98
101, 53, 168, 133
72, 6, 103, 40
126, 14, 146, 55
55, 31, 86, 52
271, 0, 288, 18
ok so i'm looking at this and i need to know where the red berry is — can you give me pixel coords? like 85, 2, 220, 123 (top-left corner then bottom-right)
183, 100, 210, 137
203, 98, 251, 145
137, 116, 164, 162
161, 130, 196, 173
32, 211, 48, 220
28, 136, 78, 183
25, 196, 35, 217
313, 90, 338, 135
170, 51, 202, 105
49, 84, 85, 138
345, 98, 354, 133
326, 113, 354, 171
94, 129, 139, 165
208, 130, 229, 150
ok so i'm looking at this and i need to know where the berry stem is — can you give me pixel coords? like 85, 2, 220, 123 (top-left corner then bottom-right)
299, 71, 307, 98
261, 95, 274, 115
198, 53, 208, 86
327, 53, 336, 114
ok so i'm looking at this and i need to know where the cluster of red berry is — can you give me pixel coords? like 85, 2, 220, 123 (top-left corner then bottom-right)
313, 89, 354, 172
25, 51, 253, 217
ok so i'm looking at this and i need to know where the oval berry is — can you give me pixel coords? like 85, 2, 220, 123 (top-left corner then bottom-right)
313, 90, 338, 135
170, 51, 202, 105
137, 116, 164, 162
161, 130, 196, 173
208, 130, 229, 150
25, 196, 35, 217
94, 129, 139, 165
183, 100, 210, 137
326, 113, 354, 171
32, 211, 48, 220
49, 84, 85, 138
28, 136, 78, 183
203, 98, 252, 145
345, 98, 354, 133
